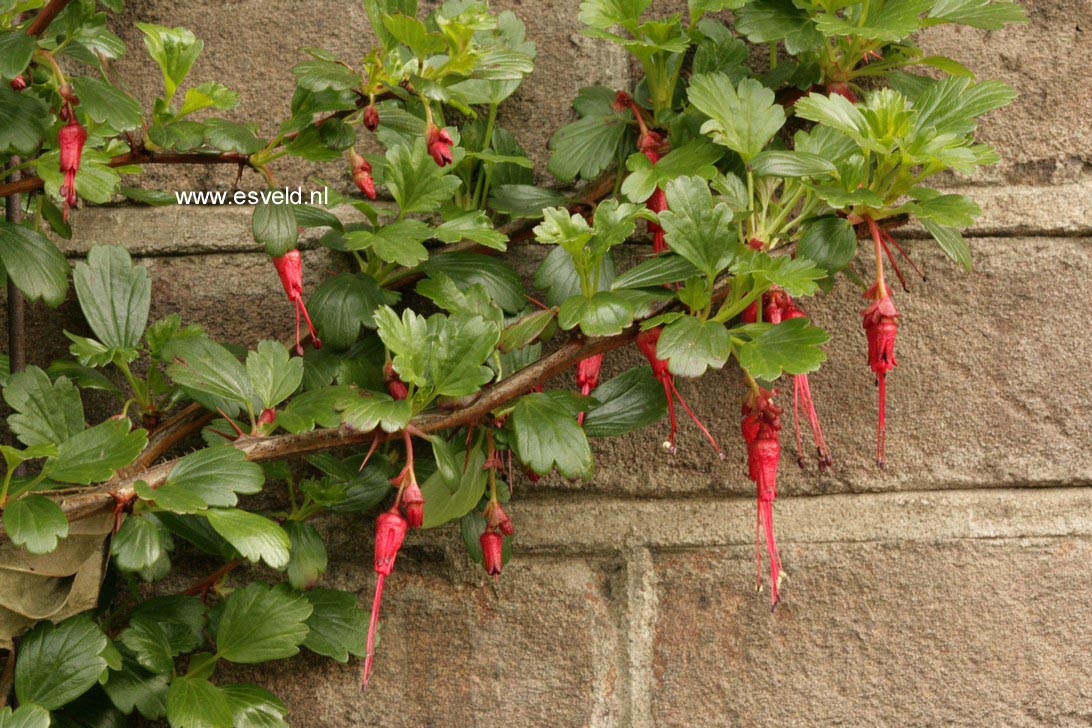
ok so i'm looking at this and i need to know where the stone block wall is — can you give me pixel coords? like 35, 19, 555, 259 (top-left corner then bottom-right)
7, 1, 1092, 725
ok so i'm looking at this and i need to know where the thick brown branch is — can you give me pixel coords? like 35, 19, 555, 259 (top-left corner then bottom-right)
25, 0, 73, 37
12, 275, 734, 539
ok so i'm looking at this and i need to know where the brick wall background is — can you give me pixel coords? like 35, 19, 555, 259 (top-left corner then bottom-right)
10, 1, 1092, 725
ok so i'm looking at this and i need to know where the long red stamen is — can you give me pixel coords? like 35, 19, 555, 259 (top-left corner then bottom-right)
758, 500, 781, 610
881, 229, 926, 282
877, 234, 909, 292
669, 380, 723, 457
877, 374, 887, 468
362, 573, 385, 689
793, 374, 832, 470
659, 376, 678, 453
297, 299, 321, 350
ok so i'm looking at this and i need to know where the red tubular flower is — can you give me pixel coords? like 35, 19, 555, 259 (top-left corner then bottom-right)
363, 104, 380, 132
575, 353, 603, 425
480, 530, 503, 577
636, 327, 722, 456
58, 118, 87, 221
272, 250, 322, 356
10, 75, 27, 91
362, 508, 408, 688
348, 148, 376, 200
742, 387, 784, 610
426, 123, 454, 167
861, 282, 900, 467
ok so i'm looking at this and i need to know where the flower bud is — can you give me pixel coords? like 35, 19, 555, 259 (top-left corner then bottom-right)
401, 481, 424, 529
272, 250, 322, 354
426, 123, 455, 167
58, 118, 87, 221
480, 531, 503, 576
363, 104, 380, 132
384, 361, 409, 400
487, 503, 514, 536
348, 148, 376, 200
10, 75, 27, 91
258, 408, 276, 426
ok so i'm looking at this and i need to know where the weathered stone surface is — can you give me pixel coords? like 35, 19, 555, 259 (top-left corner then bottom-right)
650, 538, 1092, 726
216, 549, 628, 727
919, 0, 1092, 185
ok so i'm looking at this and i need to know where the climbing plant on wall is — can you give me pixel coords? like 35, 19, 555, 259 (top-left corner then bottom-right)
0, 0, 1024, 723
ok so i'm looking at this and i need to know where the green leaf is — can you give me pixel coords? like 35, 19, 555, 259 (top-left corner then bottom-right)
419, 253, 526, 314
794, 92, 870, 142
0, 704, 50, 728
0, 32, 36, 80
251, 204, 297, 257
137, 23, 203, 101
920, 217, 972, 270
203, 118, 263, 155
43, 419, 147, 484
206, 509, 291, 569
290, 59, 359, 92
165, 336, 254, 416
578, 0, 650, 28
385, 138, 463, 215
0, 222, 69, 308
156, 445, 264, 511
4, 366, 83, 447
275, 385, 356, 433
306, 272, 384, 350
284, 521, 327, 590
148, 120, 206, 151
510, 392, 594, 479
557, 291, 635, 337
247, 341, 303, 409
611, 254, 700, 290
179, 81, 239, 117
582, 366, 666, 437
489, 184, 567, 218
3, 495, 68, 554
908, 190, 981, 228
547, 111, 629, 182
69, 76, 143, 131
221, 684, 289, 728
928, 0, 1027, 29
15, 617, 109, 710
382, 13, 447, 55
734, 0, 824, 54
621, 139, 725, 203
499, 309, 556, 352
433, 211, 508, 250
657, 315, 730, 378
420, 439, 488, 527
814, 0, 932, 42
166, 676, 233, 728
734, 317, 830, 380
426, 313, 502, 397
0, 86, 49, 155
338, 390, 413, 433
658, 176, 736, 278
118, 616, 177, 674
301, 589, 368, 663
130, 595, 207, 654
797, 216, 857, 276
344, 218, 431, 267
102, 659, 169, 720
749, 150, 837, 178
688, 75, 784, 162
215, 583, 312, 663
111, 513, 169, 571
73, 246, 151, 350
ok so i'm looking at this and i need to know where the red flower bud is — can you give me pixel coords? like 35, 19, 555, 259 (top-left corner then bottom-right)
272, 250, 322, 355
10, 75, 27, 91
363, 104, 380, 132
426, 123, 455, 167
612, 90, 633, 112
384, 361, 409, 400
58, 118, 87, 221
487, 502, 514, 536
480, 530, 503, 576
401, 481, 424, 529
257, 408, 276, 426
826, 80, 858, 104
575, 353, 604, 425
348, 148, 376, 200
748, 238, 765, 250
